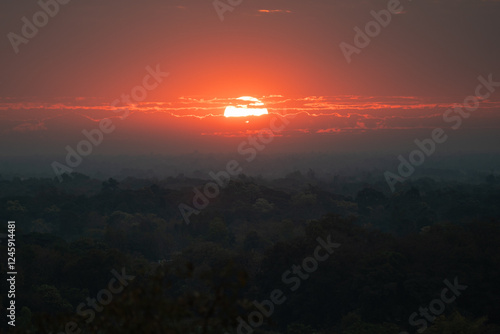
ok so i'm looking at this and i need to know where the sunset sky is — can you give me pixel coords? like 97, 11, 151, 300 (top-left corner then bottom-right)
1, 0, 499, 158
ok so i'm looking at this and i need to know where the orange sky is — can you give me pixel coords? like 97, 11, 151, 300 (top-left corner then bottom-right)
1, 0, 499, 159
1, 0, 500, 98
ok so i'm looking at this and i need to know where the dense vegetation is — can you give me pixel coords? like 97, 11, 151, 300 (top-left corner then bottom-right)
1, 172, 499, 333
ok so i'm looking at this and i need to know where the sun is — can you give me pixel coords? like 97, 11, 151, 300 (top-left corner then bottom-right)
224, 96, 268, 117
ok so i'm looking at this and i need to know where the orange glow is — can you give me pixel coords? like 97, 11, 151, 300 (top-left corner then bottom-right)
224, 96, 269, 117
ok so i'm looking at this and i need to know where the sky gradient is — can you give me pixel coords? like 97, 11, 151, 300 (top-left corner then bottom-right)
1, 0, 499, 162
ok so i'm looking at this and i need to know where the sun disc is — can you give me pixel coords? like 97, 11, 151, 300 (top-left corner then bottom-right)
224, 96, 268, 117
